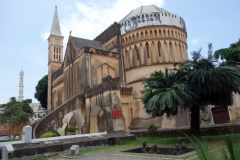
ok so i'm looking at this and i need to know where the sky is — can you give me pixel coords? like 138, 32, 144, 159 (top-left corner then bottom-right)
0, 0, 240, 104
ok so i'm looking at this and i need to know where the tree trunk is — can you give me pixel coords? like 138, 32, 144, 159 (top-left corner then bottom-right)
189, 109, 201, 138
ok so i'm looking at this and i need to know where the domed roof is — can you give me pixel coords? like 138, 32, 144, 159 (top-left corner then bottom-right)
120, 5, 169, 22
20, 71, 24, 74
119, 5, 186, 35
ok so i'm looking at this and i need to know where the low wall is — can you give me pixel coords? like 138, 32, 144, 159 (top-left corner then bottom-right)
0, 132, 135, 159
129, 122, 240, 137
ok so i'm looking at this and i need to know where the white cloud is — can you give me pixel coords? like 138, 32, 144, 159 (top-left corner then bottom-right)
41, 0, 165, 54
41, 31, 49, 42
191, 38, 199, 44
191, 35, 205, 44
61, 0, 165, 43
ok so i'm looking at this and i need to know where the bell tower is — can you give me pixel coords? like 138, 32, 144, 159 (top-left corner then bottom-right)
47, 6, 64, 113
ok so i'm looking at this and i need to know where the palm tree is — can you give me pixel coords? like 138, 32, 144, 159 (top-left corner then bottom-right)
177, 43, 240, 136
142, 43, 240, 137
141, 68, 197, 117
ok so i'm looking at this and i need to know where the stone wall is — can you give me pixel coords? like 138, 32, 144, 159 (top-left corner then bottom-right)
32, 94, 85, 138
129, 122, 240, 138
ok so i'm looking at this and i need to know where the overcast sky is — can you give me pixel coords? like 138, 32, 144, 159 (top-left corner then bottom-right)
0, 0, 240, 104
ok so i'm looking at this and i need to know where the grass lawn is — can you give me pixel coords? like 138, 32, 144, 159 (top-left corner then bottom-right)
32, 134, 240, 160
0, 138, 21, 143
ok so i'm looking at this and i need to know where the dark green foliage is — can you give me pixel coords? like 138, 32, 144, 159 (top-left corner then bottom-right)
141, 68, 197, 116
35, 75, 48, 109
214, 39, 240, 64
66, 127, 79, 135
147, 123, 158, 139
187, 134, 240, 160
186, 134, 217, 160
48, 128, 60, 136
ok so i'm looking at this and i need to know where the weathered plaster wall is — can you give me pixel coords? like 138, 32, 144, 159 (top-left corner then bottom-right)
90, 53, 119, 86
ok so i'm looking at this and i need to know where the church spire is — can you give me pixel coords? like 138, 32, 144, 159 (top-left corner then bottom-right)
50, 6, 64, 38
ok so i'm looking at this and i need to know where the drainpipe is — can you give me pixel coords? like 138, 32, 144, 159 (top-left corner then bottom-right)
88, 53, 91, 88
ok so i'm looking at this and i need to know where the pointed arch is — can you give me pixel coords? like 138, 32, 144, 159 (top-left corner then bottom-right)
136, 32, 140, 41
150, 30, 153, 39
145, 31, 148, 39
154, 30, 158, 38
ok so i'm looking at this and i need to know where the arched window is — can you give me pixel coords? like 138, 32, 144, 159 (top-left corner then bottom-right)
158, 44, 161, 57
146, 44, 150, 59
59, 55, 60, 62
81, 84, 84, 94
54, 47, 55, 53
54, 54, 55, 61
136, 48, 139, 60
57, 48, 58, 53
101, 66, 103, 79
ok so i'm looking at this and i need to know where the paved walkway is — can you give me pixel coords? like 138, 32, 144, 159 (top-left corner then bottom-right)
51, 153, 181, 160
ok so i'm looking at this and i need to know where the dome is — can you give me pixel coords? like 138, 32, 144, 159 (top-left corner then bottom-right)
20, 71, 24, 74
119, 5, 186, 35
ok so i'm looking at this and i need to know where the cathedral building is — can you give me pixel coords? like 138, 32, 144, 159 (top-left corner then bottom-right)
33, 5, 190, 138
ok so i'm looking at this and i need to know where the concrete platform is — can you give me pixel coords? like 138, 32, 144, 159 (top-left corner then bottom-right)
0, 132, 135, 160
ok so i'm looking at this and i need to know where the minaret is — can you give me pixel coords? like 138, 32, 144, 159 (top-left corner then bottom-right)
18, 69, 24, 102
47, 6, 64, 112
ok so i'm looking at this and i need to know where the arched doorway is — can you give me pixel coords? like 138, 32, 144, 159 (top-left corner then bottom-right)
66, 116, 77, 135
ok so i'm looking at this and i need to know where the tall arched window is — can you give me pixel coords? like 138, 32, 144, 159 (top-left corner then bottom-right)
54, 47, 55, 53
158, 44, 161, 57
146, 43, 150, 59
136, 48, 139, 60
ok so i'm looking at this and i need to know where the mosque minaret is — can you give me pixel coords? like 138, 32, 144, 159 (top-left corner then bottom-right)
18, 68, 24, 102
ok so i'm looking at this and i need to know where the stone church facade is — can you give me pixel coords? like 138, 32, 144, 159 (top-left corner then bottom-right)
33, 5, 191, 138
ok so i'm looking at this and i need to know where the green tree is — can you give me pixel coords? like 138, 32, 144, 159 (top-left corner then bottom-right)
142, 68, 197, 117
142, 43, 240, 137
35, 75, 48, 109
177, 43, 240, 136
214, 39, 240, 64
0, 97, 34, 139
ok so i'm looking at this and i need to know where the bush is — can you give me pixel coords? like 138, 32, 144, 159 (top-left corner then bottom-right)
228, 120, 236, 123
147, 123, 158, 139
48, 128, 60, 136
40, 132, 54, 138
66, 127, 79, 135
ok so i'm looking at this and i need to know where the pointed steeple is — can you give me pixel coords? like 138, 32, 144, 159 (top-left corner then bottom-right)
50, 6, 64, 38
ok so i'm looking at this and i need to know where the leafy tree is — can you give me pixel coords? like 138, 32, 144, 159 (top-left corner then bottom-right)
0, 97, 34, 139
214, 39, 240, 64
35, 75, 48, 109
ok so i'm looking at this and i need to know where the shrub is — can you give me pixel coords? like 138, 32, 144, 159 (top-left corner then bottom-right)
40, 132, 54, 138
228, 120, 236, 123
66, 127, 79, 135
48, 128, 60, 136
147, 123, 158, 139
